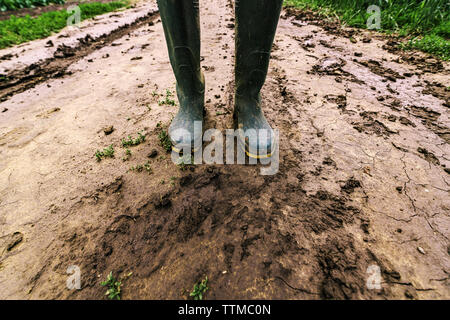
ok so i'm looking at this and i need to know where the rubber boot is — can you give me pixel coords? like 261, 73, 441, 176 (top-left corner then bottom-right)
235, 0, 283, 158
157, 0, 205, 152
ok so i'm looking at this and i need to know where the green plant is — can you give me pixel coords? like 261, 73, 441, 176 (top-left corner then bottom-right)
130, 161, 152, 174
176, 154, 193, 171
122, 148, 132, 161
100, 271, 121, 300
121, 132, 146, 147
190, 276, 208, 300
158, 130, 172, 152
95, 145, 114, 161
0, 1, 128, 48
1, 0, 66, 12
284, 0, 450, 60
403, 34, 450, 60
158, 89, 176, 106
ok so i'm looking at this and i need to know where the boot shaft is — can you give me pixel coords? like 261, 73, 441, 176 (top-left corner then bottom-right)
235, 0, 283, 100
157, 0, 204, 99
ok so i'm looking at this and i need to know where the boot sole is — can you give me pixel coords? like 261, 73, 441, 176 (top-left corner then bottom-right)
237, 134, 276, 159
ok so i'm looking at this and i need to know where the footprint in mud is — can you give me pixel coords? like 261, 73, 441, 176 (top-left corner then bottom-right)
357, 59, 405, 82
311, 57, 364, 84
408, 105, 440, 122
417, 147, 440, 166
0, 127, 30, 146
311, 57, 346, 75
352, 112, 397, 137
36, 107, 61, 119
0, 232, 23, 257
341, 177, 362, 194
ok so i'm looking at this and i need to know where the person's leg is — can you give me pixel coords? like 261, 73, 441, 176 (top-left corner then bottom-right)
234, 0, 283, 158
157, 0, 204, 151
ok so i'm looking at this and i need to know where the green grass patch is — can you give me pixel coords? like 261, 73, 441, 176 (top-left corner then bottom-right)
403, 34, 450, 60
284, 0, 450, 60
0, 1, 128, 49
1, 0, 65, 12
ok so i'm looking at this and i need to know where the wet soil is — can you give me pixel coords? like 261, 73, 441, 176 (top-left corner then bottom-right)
0, 5, 158, 102
0, 0, 449, 299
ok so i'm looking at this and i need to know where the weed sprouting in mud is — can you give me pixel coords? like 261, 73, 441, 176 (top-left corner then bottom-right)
158, 130, 172, 152
129, 161, 152, 174
158, 89, 176, 106
176, 154, 193, 171
121, 132, 146, 147
95, 145, 115, 162
189, 276, 208, 300
101, 271, 122, 300
122, 148, 132, 161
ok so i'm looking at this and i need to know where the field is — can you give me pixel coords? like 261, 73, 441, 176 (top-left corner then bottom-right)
285, 0, 450, 59
1, 0, 65, 12
0, 1, 128, 48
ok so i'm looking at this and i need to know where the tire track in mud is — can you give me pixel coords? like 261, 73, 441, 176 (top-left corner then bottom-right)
0, 9, 159, 102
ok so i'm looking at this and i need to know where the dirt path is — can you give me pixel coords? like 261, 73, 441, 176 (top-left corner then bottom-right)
0, 0, 449, 299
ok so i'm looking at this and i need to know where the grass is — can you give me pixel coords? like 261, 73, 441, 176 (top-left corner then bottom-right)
122, 148, 131, 161
121, 132, 146, 148
158, 129, 172, 153
95, 145, 114, 162
100, 271, 121, 300
284, 0, 450, 60
189, 276, 208, 300
176, 154, 193, 170
158, 89, 177, 106
0, 1, 128, 49
1, 0, 65, 11
403, 34, 450, 60
129, 161, 152, 174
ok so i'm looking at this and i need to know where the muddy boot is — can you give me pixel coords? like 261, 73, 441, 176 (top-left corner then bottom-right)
157, 0, 205, 152
234, 0, 283, 158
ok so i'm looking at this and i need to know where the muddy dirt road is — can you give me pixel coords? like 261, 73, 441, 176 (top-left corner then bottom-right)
0, 0, 449, 299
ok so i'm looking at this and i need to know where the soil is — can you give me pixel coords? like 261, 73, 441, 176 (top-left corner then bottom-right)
0, 0, 449, 299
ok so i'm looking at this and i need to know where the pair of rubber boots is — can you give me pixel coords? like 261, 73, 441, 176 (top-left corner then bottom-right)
157, 0, 283, 158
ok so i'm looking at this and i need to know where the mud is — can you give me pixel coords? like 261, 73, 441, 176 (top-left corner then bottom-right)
0, 3, 158, 102
0, 0, 449, 299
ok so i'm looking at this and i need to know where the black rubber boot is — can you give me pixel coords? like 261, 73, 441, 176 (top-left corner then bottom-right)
157, 0, 205, 152
235, 0, 283, 158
